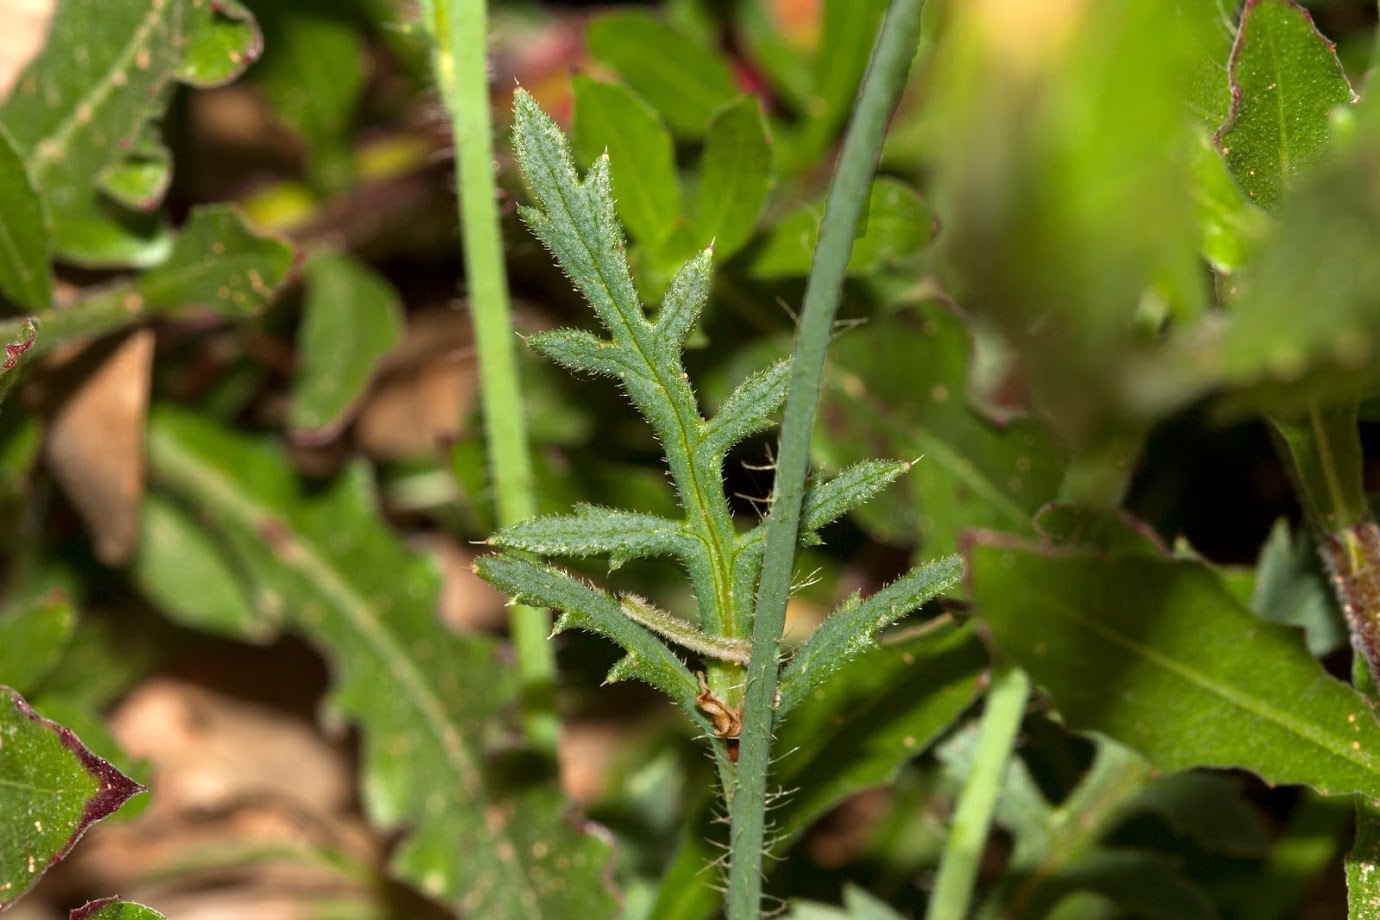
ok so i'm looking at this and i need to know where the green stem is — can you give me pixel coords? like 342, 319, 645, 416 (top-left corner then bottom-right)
925, 667, 1030, 920
420, 0, 557, 752
726, 1, 928, 916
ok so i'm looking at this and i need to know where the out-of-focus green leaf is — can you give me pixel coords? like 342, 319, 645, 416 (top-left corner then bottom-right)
649, 624, 985, 920
1215, 0, 1355, 210
815, 301, 1063, 555
810, 0, 888, 136
0, 596, 74, 694
146, 411, 617, 916
247, 0, 361, 190
1269, 403, 1367, 530
788, 885, 907, 920
1032, 505, 1165, 553
1198, 147, 1380, 414
0, 206, 294, 360
289, 250, 403, 437
0, 688, 145, 911
0, 124, 50, 310
748, 177, 934, 279
1180, 0, 1236, 130
1190, 130, 1269, 274
133, 493, 269, 642
694, 95, 772, 257
585, 10, 739, 138
571, 75, 681, 248
967, 532, 1380, 796
0, 0, 259, 266
70, 898, 168, 920
924, 0, 1205, 447
97, 124, 171, 213
139, 205, 296, 315
1251, 519, 1346, 657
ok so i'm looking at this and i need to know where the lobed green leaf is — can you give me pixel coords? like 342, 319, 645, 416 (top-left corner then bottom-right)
0, 0, 259, 266
699, 360, 790, 460
777, 554, 963, 716
652, 248, 712, 359
527, 328, 628, 379
801, 459, 909, 534
146, 412, 617, 916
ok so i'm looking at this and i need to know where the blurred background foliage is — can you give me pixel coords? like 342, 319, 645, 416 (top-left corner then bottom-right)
3, 0, 1380, 917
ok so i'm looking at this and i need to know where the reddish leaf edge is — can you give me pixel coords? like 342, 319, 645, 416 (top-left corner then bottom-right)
0, 689, 146, 911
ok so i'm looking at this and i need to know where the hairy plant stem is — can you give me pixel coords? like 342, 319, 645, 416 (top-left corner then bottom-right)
419, 0, 557, 752
726, 1, 928, 915
927, 667, 1030, 920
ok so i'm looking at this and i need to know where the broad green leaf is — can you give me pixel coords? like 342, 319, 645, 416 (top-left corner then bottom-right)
248, 0, 361, 190
1032, 504, 1165, 553
571, 75, 681, 248
815, 301, 1063, 555
0, 596, 75, 694
585, 10, 739, 138
694, 95, 773, 257
0, 124, 50, 310
70, 898, 168, 920
650, 623, 986, 920
139, 205, 296, 314
1180, 0, 1236, 130
748, 178, 934, 278
0, 0, 259, 266
1215, 0, 1356, 210
966, 532, 1380, 797
132, 493, 269, 642
146, 411, 617, 916
0, 688, 145, 911
289, 250, 404, 436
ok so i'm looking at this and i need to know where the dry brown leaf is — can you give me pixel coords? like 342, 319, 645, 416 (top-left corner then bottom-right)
42, 330, 155, 566
0, 0, 54, 100
355, 308, 477, 460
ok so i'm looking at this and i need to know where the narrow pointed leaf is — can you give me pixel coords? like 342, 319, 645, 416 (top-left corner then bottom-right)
652, 248, 712, 358
1215, 0, 1356, 210
802, 460, 909, 533
777, 554, 964, 716
145, 412, 617, 916
492, 505, 696, 561
475, 554, 700, 707
699, 360, 789, 459
967, 532, 1380, 796
571, 75, 681, 248
527, 328, 628, 379
0, 688, 145, 911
